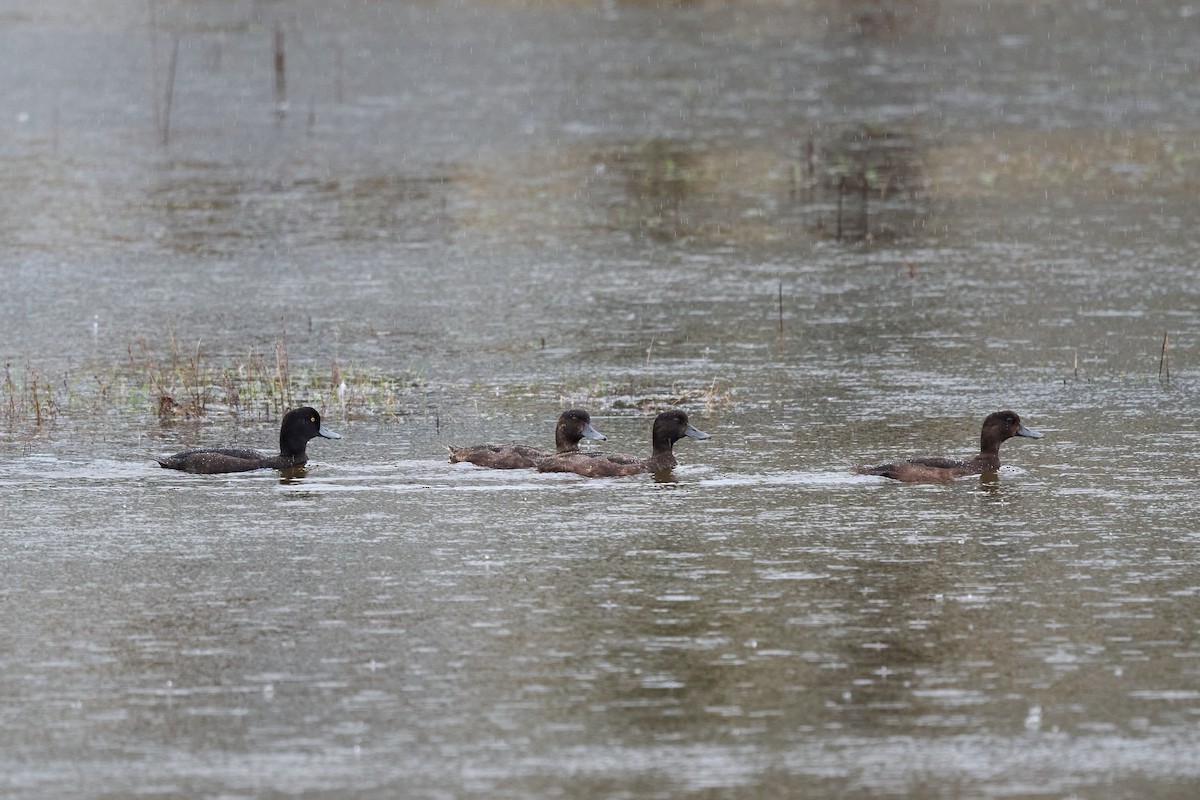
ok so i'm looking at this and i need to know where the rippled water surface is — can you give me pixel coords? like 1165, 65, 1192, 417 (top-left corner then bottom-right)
3, 1, 1200, 798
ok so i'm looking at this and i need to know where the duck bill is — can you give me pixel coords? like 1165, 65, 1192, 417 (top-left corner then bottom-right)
581, 422, 607, 442
683, 423, 710, 440
1016, 424, 1043, 439
318, 425, 342, 440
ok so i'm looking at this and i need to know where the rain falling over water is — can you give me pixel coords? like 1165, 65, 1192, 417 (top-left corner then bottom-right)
2, 1, 1200, 797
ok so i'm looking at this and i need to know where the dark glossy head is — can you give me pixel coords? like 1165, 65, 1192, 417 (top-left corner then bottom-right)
280, 406, 341, 457
650, 410, 710, 454
980, 410, 1042, 454
555, 408, 606, 452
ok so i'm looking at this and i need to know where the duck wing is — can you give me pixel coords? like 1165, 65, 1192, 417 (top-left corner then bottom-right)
157, 448, 267, 474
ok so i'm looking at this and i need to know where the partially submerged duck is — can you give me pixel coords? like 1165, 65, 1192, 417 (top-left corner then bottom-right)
536, 409, 709, 478
157, 406, 341, 474
855, 410, 1042, 483
448, 408, 606, 469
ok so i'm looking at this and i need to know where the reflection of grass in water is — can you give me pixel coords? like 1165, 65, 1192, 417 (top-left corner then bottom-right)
2, 337, 423, 433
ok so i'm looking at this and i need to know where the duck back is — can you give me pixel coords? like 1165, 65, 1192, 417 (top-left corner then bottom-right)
448, 409, 605, 470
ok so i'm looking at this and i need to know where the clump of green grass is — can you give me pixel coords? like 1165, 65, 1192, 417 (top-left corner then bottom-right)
131, 332, 421, 421
2, 363, 59, 429
128, 334, 211, 418
1, 333, 423, 433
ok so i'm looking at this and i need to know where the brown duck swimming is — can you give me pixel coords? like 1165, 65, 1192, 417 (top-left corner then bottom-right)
157, 407, 341, 474
448, 408, 606, 469
536, 410, 709, 478
855, 410, 1042, 482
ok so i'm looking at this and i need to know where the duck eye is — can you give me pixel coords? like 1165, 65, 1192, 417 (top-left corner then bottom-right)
311, 416, 317, 423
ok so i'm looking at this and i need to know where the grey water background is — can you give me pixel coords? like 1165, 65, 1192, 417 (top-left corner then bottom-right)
3, 0, 1200, 797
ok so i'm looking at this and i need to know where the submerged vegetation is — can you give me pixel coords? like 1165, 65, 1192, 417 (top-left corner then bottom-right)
559, 377, 733, 417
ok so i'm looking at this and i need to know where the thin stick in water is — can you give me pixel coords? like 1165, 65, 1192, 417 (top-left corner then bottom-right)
836, 176, 844, 242
1159, 332, 1169, 382
274, 24, 287, 119
860, 173, 869, 238
335, 42, 344, 105
777, 281, 784, 342
149, 1, 161, 136
161, 36, 180, 146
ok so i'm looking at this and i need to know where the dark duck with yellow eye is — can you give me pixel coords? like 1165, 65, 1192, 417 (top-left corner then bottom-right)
855, 410, 1042, 483
447, 408, 606, 469
157, 407, 341, 474
536, 409, 709, 478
